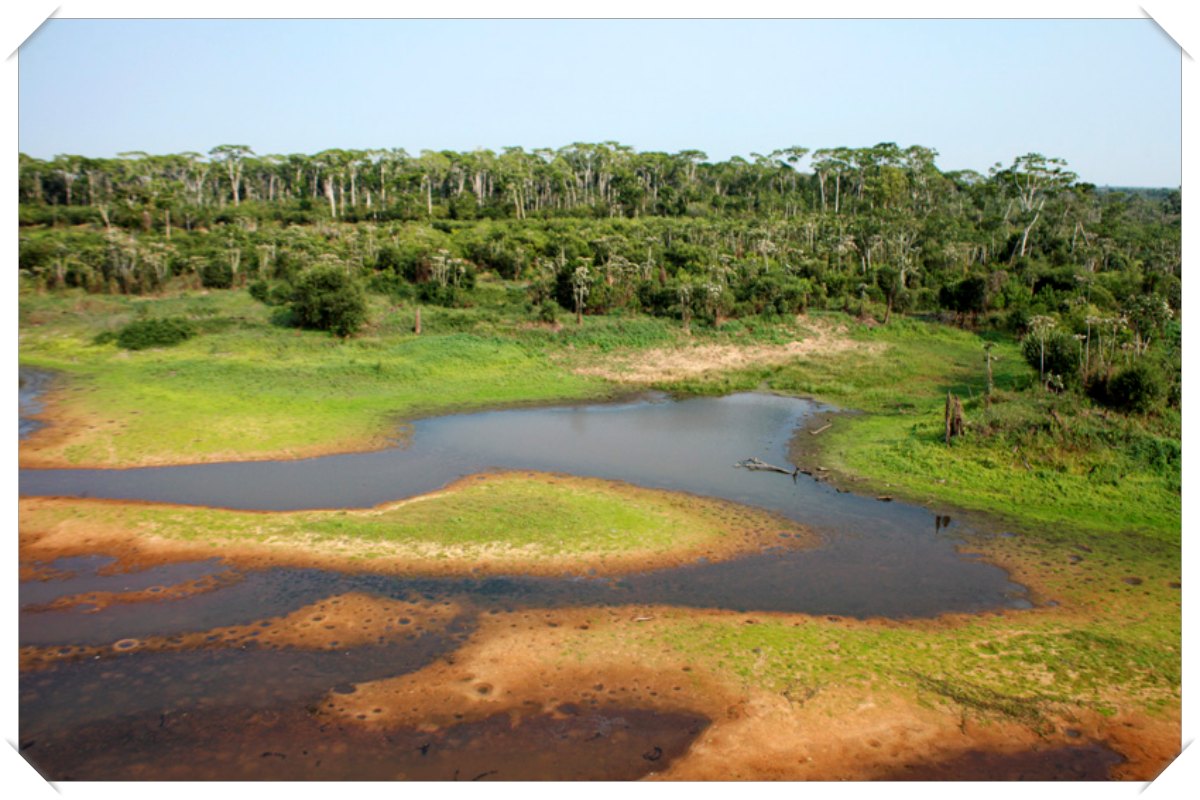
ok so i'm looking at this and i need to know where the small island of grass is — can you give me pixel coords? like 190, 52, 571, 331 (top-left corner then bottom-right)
19, 471, 814, 576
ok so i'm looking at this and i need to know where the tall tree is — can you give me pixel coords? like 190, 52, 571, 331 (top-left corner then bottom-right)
209, 144, 254, 206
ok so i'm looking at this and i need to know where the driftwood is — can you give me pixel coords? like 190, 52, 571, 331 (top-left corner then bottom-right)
809, 422, 833, 436
735, 457, 797, 476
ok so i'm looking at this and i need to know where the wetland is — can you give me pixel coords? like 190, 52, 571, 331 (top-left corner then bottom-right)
18, 363, 1175, 780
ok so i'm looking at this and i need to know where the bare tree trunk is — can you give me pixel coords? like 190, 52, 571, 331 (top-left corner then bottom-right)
1018, 211, 1040, 258
414, 306, 421, 335
945, 393, 965, 445
985, 348, 994, 408
323, 177, 337, 219
228, 164, 241, 206
945, 393, 952, 445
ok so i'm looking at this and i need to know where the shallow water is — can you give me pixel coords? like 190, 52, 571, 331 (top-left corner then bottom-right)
21, 626, 470, 734
18, 366, 52, 439
22, 542, 1024, 651
19, 373, 1042, 779
21, 702, 709, 781
18, 555, 230, 608
20, 389, 1031, 618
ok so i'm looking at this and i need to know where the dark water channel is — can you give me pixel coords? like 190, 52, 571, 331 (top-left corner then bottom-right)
19, 374, 1047, 779
18, 366, 52, 439
21, 389, 1031, 618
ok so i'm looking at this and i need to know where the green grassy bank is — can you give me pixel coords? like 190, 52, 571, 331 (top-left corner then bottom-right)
20, 472, 810, 574
20, 286, 1180, 550
19, 288, 611, 465
654, 315, 1179, 546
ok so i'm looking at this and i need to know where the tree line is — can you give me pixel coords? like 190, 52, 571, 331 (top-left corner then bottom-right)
18, 141, 1181, 412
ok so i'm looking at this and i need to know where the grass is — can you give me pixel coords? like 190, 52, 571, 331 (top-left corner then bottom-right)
777, 319, 1180, 546
18, 286, 1182, 744
652, 313, 1181, 547
20, 290, 1180, 550
19, 284, 818, 466
19, 289, 613, 465
20, 472, 808, 572
641, 607, 1179, 724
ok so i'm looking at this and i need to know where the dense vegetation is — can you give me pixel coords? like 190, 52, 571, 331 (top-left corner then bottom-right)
18, 141, 1180, 532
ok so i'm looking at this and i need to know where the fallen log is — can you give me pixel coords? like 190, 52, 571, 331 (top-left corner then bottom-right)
735, 457, 796, 475
809, 422, 833, 436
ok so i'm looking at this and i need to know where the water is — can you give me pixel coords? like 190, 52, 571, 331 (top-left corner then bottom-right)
21, 702, 709, 781
18, 371, 1043, 779
20, 389, 1030, 618
18, 366, 52, 439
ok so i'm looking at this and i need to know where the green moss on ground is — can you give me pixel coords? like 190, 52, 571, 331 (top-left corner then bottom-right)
20, 472, 808, 573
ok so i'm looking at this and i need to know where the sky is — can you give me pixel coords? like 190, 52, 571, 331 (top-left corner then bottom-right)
16, 18, 1183, 187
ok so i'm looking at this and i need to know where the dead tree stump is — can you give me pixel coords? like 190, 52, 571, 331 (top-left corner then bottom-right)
944, 392, 965, 445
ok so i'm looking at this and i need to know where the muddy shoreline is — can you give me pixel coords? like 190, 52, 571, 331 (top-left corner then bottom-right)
18, 598, 1176, 781
19, 470, 818, 579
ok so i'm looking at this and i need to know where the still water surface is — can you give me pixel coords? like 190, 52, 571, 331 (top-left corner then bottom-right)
18, 374, 1045, 779
20, 389, 1031, 618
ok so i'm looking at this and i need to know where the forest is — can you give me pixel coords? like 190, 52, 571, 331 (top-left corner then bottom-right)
18, 142, 1182, 408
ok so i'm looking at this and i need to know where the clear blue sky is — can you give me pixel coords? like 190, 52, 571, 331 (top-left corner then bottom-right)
17, 18, 1182, 186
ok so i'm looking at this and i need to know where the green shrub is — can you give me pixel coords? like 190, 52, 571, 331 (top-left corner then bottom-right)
249, 279, 292, 306
200, 260, 234, 289
248, 279, 271, 303
1099, 362, 1164, 414
289, 264, 368, 337
417, 282, 467, 308
115, 318, 196, 350
1022, 330, 1080, 385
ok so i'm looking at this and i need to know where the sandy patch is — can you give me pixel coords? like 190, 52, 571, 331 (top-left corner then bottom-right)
573, 317, 886, 385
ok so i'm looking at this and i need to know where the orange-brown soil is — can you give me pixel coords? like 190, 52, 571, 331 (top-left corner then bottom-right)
20, 592, 464, 672
21, 571, 236, 615
314, 605, 1179, 781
